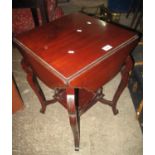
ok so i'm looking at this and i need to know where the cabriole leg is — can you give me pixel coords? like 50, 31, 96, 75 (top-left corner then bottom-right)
111, 56, 133, 115
66, 88, 80, 151
99, 56, 133, 115
21, 59, 47, 113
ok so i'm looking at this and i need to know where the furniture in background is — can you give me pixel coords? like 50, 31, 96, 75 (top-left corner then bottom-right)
128, 63, 143, 130
128, 40, 143, 130
12, 77, 24, 114
72, 0, 143, 29
126, 0, 143, 31
13, 13, 139, 150
119, 0, 143, 119
71, 0, 106, 17
12, 0, 64, 35
71, 0, 116, 22
71, 0, 129, 23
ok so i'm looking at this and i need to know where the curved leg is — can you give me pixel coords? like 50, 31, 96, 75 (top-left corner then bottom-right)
66, 88, 80, 151
112, 56, 133, 114
21, 59, 56, 113
99, 56, 133, 115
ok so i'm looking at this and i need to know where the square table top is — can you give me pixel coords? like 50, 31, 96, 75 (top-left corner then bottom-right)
14, 13, 138, 81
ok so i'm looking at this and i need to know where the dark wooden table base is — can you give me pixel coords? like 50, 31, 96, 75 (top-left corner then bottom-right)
21, 56, 132, 150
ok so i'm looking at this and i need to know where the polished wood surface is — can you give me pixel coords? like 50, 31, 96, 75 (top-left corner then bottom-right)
13, 13, 139, 150
14, 13, 138, 88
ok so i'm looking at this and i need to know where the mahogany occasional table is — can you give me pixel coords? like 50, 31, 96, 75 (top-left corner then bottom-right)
13, 13, 139, 151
